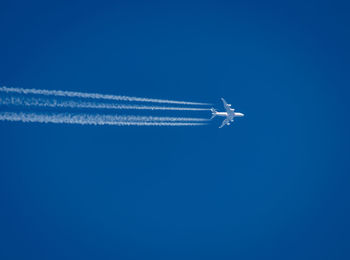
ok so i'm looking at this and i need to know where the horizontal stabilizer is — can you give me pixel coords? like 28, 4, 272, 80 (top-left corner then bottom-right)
210, 108, 217, 120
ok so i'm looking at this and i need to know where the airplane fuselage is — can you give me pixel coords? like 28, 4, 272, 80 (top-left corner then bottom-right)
215, 112, 244, 118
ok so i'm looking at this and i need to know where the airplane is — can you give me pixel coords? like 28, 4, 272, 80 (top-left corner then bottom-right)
210, 98, 244, 128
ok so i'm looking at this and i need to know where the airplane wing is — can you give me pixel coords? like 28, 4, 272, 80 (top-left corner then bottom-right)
219, 118, 230, 128
221, 98, 234, 114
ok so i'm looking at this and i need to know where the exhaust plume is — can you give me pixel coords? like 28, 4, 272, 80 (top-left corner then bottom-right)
0, 86, 210, 106
0, 112, 208, 126
0, 96, 210, 111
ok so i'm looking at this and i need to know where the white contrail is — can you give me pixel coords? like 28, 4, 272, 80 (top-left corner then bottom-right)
108, 115, 208, 122
0, 112, 208, 126
0, 98, 209, 121
0, 86, 210, 106
0, 96, 211, 111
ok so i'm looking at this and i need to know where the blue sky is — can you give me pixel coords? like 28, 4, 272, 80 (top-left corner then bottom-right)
1, 1, 349, 259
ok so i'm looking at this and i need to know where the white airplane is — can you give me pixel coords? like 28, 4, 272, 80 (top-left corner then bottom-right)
210, 98, 244, 128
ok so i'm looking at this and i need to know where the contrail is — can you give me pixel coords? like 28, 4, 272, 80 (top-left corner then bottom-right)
107, 115, 208, 122
0, 112, 208, 126
0, 96, 211, 111
0, 86, 210, 106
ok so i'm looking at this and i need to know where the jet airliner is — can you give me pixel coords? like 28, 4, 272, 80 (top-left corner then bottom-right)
211, 98, 244, 128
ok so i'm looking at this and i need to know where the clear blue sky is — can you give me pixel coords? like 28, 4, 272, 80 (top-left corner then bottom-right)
1, 0, 349, 259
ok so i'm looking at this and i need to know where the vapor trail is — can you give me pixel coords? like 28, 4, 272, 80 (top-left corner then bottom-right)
0, 96, 210, 111
0, 112, 208, 126
108, 115, 208, 122
0, 86, 210, 106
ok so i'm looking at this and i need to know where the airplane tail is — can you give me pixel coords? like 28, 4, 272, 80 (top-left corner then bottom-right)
210, 108, 217, 120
